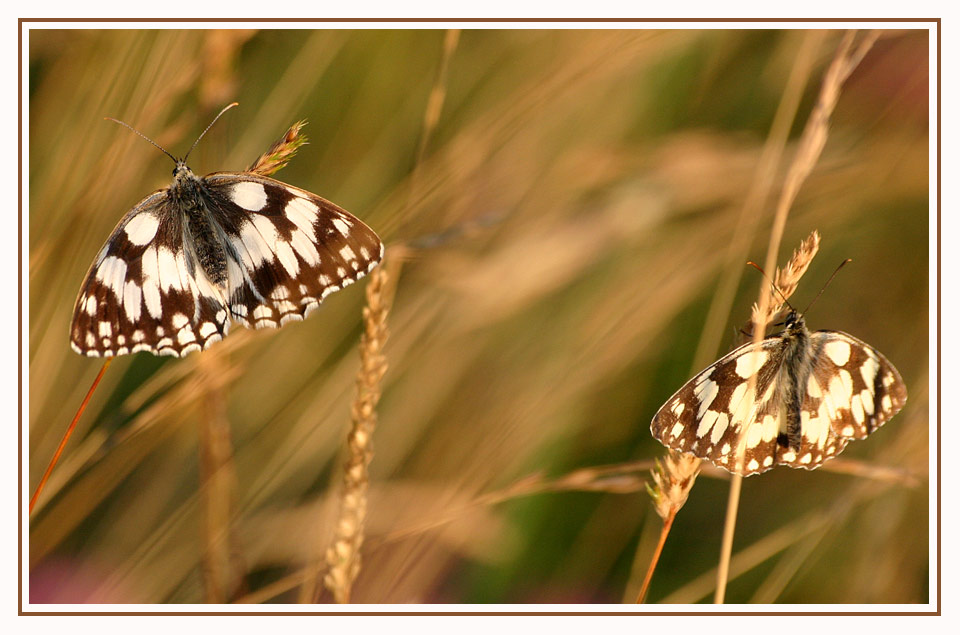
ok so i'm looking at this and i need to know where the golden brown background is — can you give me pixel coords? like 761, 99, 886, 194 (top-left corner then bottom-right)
28, 28, 929, 604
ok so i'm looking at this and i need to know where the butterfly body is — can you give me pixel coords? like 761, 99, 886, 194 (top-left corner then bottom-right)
71, 158, 383, 359
651, 310, 907, 476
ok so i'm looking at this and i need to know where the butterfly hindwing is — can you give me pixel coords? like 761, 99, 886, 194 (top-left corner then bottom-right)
650, 316, 907, 476
803, 331, 908, 441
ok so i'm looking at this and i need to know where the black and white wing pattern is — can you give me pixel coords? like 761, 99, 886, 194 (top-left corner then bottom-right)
70, 169, 382, 358
650, 312, 907, 476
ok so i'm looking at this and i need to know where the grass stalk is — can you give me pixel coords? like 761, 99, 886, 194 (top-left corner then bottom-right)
30, 358, 113, 514
715, 30, 880, 603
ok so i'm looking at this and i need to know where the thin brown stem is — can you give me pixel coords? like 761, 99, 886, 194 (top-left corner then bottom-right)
636, 509, 676, 603
30, 358, 112, 514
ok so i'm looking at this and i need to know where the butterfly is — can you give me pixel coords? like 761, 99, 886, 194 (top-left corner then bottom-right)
650, 308, 907, 476
69, 105, 383, 358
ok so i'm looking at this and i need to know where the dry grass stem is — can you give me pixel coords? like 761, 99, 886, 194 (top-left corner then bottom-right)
717, 30, 880, 604
197, 351, 246, 603
320, 265, 392, 603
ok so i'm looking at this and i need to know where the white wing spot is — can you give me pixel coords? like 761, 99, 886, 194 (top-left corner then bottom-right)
199, 322, 218, 338
85, 295, 98, 316
881, 394, 893, 411
807, 374, 822, 398
124, 213, 160, 246
696, 409, 721, 439
332, 218, 351, 236
95, 256, 128, 301
735, 349, 768, 379
670, 400, 685, 416
98, 321, 112, 337
284, 197, 319, 236
860, 356, 880, 388
275, 239, 300, 277
171, 313, 189, 330
747, 459, 760, 471
824, 340, 851, 366
156, 247, 181, 292
829, 369, 854, 405
670, 422, 684, 439
799, 453, 813, 465
180, 343, 202, 356
729, 382, 755, 427
841, 424, 855, 437
762, 455, 773, 467
289, 228, 321, 267
123, 280, 142, 323
231, 181, 269, 211
694, 379, 719, 418
850, 394, 865, 424
861, 389, 875, 415
709, 412, 729, 444
745, 421, 763, 448
177, 329, 197, 345
761, 413, 778, 442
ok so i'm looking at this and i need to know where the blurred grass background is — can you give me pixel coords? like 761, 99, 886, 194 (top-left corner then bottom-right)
27, 28, 929, 604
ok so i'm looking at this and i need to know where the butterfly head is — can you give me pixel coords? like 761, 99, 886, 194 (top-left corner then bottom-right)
172, 159, 194, 178
781, 309, 808, 337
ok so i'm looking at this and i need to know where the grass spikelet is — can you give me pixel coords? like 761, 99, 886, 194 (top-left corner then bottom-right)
247, 120, 308, 176
750, 229, 821, 326
321, 263, 392, 604
636, 451, 701, 603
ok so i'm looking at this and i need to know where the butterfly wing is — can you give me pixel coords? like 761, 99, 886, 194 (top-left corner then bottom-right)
651, 337, 793, 476
802, 330, 908, 441
70, 189, 232, 357
201, 172, 383, 329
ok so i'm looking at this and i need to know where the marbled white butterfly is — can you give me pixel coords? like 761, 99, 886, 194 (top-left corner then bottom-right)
70, 105, 383, 358
651, 308, 907, 476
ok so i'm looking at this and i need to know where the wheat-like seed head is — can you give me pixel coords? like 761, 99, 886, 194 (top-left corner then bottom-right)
647, 451, 701, 520
751, 229, 821, 326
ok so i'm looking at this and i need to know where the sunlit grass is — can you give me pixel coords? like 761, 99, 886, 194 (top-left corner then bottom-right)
27, 28, 929, 605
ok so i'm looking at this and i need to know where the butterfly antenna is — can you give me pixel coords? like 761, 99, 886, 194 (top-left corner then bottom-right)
183, 102, 239, 163
104, 116, 178, 164
746, 260, 794, 312
801, 258, 852, 316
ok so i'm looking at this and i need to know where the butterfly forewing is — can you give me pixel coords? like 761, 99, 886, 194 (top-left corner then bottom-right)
70, 166, 382, 358
204, 173, 383, 330
650, 315, 907, 476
